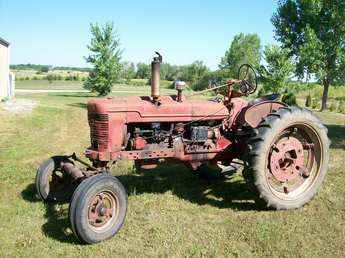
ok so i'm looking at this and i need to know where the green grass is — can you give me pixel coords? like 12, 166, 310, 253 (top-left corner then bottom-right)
16, 80, 85, 90
0, 91, 345, 257
15, 79, 177, 93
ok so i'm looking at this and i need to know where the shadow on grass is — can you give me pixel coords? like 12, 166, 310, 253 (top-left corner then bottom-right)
326, 124, 345, 150
68, 103, 87, 109
41, 204, 80, 244
48, 93, 96, 98
117, 163, 260, 211
21, 183, 41, 203
21, 163, 261, 244
21, 183, 80, 244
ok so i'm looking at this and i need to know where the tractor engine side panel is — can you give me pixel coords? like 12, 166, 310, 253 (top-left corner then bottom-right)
86, 96, 230, 161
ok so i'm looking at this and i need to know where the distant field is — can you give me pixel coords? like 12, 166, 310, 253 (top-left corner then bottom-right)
12, 68, 89, 80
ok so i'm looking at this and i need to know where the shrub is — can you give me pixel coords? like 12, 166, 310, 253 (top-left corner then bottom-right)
47, 74, 54, 83
257, 87, 266, 97
40, 66, 49, 73
130, 79, 149, 87
311, 99, 320, 110
281, 92, 297, 106
338, 101, 345, 114
305, 94, 311, 107
329, 101, 338, 112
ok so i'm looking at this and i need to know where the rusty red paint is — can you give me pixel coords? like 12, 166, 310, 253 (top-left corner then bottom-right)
85, 94, 286, 165
269, 136, 305, 182
243, 101, 286, 128
133, 137, 147, 150
87, 95, 230, 161
88, 192, 118, 229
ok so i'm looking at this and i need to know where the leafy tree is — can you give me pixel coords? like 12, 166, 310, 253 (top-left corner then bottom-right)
160, 63, 179, 81
136, 63, 150, 79
84, 22, 122, 96
46, 74, 54, 83
192, 69, 230, 91
40, 66, 49, 73
260, 44, 294, 93
178, 61, 209, 86
272, 0, 345, 110
282, 92, 298, 106
121, 62, 136, 81
220, 33, 261, 78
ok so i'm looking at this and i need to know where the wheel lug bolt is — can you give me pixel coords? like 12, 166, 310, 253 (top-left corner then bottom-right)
99, 207, 106, 216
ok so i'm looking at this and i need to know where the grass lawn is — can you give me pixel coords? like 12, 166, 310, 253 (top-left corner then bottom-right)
16, 80, 85, 90
0, 91, 345, 257
15, 80, 178, 93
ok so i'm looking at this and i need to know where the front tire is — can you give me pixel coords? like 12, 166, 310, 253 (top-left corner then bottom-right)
69, 174, 127, 244
35, 156, 76, 202
244, 107, 330, 210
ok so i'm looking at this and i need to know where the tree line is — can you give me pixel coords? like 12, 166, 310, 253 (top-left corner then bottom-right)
121, 61, 209, 84
10, 64, 92, 73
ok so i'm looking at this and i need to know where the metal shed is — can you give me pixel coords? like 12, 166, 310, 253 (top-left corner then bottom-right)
0, 37, 14, 100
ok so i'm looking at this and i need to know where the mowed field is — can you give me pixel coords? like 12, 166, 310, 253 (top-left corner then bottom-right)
0, 84, 345, 257
15, 79, 177, 92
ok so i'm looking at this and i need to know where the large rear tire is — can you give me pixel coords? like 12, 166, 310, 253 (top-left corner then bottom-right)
243, 107, 330, 210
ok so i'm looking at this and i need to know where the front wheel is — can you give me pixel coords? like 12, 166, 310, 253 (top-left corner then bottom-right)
244, 107, 330, 210
36, 156, 76, 202
69, 174, 127, 244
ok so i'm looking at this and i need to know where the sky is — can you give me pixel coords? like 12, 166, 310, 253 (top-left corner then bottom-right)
0, 0, 278, 70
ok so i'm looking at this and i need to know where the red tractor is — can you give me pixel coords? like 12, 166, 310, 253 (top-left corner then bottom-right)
36, 53, 329, 244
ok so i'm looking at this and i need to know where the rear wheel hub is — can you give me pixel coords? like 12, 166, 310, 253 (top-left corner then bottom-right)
270, 136, 304, 182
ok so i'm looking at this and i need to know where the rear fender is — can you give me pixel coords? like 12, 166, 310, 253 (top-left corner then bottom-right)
235, 100, 286, 128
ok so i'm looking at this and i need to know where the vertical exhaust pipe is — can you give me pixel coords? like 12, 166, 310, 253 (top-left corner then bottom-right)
151, 52, 162, 103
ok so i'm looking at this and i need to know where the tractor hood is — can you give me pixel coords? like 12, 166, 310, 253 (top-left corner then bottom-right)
87, 95, 229, 123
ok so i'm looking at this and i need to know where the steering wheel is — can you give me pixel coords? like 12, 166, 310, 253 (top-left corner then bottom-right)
237, 64, 258, 95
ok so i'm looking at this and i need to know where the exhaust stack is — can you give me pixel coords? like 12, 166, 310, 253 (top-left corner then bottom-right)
151, 52, 162, 103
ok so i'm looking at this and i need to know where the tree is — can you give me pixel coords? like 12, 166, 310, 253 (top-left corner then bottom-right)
272, 0, 345, 110
46, 74, 54, 83
160, 63, 179, 81
220, 33, 261, 78
178, 61, 209, 86
121, 62, 136, 81
260, 44, 295, 93
84, 22, 122, 96
40, 66, 49, 73
136, 63, 150, 79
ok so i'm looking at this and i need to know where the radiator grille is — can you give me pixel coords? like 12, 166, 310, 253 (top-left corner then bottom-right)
88, 113, 109, 151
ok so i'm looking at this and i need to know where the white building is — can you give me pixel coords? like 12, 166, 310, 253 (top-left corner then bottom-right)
0, 37, 14, 100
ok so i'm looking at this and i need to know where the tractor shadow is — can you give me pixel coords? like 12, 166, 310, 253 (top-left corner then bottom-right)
21, 183, 80, 244
68, 102, 87, 109
116, 162, 261, 211
20, 164, 261, 244
50, 93, 96, 98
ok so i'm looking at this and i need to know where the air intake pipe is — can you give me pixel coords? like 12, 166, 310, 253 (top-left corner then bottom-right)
151, 52, 162, 103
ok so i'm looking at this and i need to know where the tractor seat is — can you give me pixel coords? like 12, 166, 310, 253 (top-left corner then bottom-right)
248, 93, 280, 106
